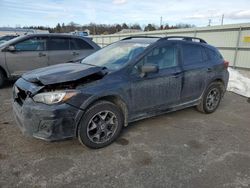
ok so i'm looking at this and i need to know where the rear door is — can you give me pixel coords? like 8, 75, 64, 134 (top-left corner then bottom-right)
129, 43, 182, 114
180, 43, 208, 102
5, 36, 48, 76
47, 37, 72, 65
69, 38, 96, 62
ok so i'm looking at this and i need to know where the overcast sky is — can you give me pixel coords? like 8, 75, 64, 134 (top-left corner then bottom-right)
0, 0, 250, 27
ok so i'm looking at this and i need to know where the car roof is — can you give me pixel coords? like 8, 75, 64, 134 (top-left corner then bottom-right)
121, 35, 209, 45
24, 33, 91, 38
119, 36, 219, 53
122, 36, 218, 53
119, 37, 160, 44
0, 33, 95, 48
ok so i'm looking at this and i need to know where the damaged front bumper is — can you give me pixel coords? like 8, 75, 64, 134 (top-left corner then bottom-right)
13, 98, 81, 141
12, 78, 83, 141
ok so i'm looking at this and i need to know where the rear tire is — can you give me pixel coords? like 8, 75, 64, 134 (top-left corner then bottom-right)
0, 70, 6, 88
197, 82, 224, 114
78, 100, 124, 149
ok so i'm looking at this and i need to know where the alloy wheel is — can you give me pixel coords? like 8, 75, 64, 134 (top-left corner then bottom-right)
87, 110, 118, 144
206, 88, 220, 111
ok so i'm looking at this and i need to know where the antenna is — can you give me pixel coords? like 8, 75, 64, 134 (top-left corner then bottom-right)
160, 16, 163, 29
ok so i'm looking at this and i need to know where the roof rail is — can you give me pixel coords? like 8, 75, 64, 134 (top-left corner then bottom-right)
121, 36, 161, 40
161, 36, 207, 43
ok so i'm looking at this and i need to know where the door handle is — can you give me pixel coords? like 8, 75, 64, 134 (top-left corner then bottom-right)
72, 52, 79, 56
38, 52, 46, 57
207, 68, 212, 72
173, 72, 181, 78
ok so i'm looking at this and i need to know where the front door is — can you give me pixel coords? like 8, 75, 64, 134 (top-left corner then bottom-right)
5, 36, 48, 76
128, 43, 182, 115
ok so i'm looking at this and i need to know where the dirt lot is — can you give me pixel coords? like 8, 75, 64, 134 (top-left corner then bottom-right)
0, 83, 250, 188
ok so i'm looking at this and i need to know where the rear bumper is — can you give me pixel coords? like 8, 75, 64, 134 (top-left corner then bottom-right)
13, 98, 82, 141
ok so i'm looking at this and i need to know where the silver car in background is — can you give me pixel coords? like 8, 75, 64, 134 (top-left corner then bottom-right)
0, 35, 19, 44
0, 33, 100, 87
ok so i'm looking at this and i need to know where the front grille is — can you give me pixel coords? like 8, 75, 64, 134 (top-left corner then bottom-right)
14, 86, 27, 106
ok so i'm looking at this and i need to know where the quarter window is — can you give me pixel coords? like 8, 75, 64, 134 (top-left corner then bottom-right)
206, 48, 223, 60
48, 38, 70, 50
14, 37, 46, 51
70, 38, 93, 50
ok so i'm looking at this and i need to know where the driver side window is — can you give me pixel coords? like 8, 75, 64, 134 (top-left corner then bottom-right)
134, 45, 177, 73
14, 37, 46, 51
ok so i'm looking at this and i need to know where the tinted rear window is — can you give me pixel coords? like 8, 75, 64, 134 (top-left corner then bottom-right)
182, 44, 204, 65
206, 48, 223, 60
48, 38, 69, 50
70, 38, 93, 50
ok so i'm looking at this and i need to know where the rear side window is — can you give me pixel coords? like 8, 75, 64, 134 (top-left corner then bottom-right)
48, 37, 70, 50
14, 37, 46, 51
69, 38, 93, 50
206, 48, 223, 61
182, 44, 204, 65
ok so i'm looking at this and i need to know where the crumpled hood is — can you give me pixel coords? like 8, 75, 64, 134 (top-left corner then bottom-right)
22, 63, 107, 85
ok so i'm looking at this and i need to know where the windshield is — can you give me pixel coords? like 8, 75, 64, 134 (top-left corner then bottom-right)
81, 42, 149, 70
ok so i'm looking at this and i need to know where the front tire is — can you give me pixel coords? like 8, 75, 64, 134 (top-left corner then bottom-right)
78, 100, 124, 149
0, 70, 6, 88
197, 82, 224, 114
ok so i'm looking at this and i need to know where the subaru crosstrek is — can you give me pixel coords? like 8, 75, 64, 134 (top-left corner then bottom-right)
12, 36, 229, 149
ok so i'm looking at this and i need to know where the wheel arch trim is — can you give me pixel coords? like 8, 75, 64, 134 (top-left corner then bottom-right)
75, 94, 129, 137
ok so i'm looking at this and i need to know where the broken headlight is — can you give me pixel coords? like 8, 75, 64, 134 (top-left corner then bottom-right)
33, 91, 76, 105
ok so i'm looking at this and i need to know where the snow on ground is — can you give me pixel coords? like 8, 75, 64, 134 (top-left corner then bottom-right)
227, 68, 250, 98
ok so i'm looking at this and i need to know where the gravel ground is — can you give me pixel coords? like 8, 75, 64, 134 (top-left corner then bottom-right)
0, 83, 250, 188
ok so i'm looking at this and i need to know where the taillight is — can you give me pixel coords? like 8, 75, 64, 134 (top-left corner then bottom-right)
223, 60, 229, 69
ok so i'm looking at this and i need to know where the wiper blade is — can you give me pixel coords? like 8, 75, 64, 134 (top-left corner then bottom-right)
81, 62, 98, 67
81, 62, 108, 71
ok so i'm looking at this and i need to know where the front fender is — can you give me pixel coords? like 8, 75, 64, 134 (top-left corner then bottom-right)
73, 92, 128, 137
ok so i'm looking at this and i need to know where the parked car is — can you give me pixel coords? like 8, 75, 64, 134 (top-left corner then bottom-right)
0, 34, 19, 44
0, 33, 100, 87
12, 36, 229, 149
70, 31, 89, 37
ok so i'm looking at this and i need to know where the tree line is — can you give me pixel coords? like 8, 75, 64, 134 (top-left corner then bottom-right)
23, 22, 195, 35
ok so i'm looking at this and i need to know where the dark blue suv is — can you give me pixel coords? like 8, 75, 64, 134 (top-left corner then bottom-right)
12, 36, 229, 148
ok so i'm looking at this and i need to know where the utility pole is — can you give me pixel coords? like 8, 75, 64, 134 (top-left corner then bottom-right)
160, 16, 163, 29
208, 19, 212, 26
221, 14, 224, 25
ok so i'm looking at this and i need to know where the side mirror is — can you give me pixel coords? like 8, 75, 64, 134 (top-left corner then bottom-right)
140, 64, 158, 76
7, 45, 16, 52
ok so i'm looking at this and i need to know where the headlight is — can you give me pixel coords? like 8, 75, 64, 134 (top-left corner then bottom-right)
33, 91, 76, 105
